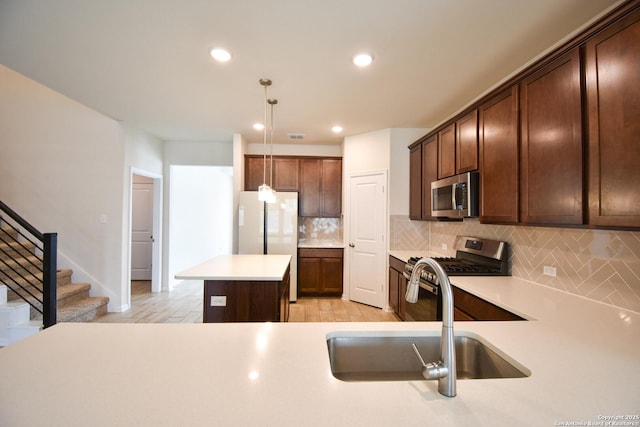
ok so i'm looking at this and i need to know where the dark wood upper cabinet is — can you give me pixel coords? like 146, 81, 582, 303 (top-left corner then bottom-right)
299, 158, 342, 218
456, 110, 479, 174
299, 159, 322, 216
409, 144, 422, 220
246, 156, 299, 192
421, 136, 438, 219
407, 1, 639, 230
479, 86, 519, 224
273, 158, 300, 191
245, 156, 271, 191
520, 48, 583, 225
321, 159, 342, 218
438, 123, 456, 179
245, 155, 341, 218
585, 8, 640, 228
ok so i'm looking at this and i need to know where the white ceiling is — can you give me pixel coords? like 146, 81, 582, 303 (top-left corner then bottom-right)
0, 0, 621, 145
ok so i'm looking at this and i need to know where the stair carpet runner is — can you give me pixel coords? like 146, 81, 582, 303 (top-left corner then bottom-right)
0, 225, 109, 345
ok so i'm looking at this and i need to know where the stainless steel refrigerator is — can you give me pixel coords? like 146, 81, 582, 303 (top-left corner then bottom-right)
238, 191, 298, 301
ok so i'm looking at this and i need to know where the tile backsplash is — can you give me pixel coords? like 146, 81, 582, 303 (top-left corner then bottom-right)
298, 217, 342, 242
390, 215, 640, 314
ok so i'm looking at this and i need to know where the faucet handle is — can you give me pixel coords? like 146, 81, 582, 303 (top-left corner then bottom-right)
411, 343, 449, 381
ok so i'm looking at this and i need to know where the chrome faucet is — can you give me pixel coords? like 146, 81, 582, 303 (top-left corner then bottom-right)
405, 257, 456, 397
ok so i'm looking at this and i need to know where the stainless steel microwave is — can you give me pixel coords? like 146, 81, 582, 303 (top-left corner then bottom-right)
431, 171, 479, 218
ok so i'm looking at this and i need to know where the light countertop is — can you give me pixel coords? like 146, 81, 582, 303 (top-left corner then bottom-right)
175, 254, 291, 281
389, 250, 436, 262
1, 264, 639, 426
298, 239, 345, 248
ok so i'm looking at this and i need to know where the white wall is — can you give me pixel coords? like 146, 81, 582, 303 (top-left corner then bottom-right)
163, 140, 233, 289
389, 128, 428, 216
168, 166, 233, 289
0, 65, 127, 309
122, 124, 164, 304
232, 134, 247, 253
246, 143, 342, 157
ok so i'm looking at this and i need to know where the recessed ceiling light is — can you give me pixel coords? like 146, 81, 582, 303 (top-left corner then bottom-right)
210, 47, 232, 62
332, 125, 343, 133
253, 123, 265, 131
353, 53, 374, 67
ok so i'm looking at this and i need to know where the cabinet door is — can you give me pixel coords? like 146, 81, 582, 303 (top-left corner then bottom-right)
520, 49, 583, 225
321, 257, 343, 294
409, 144, 422, 220
321, 159, 342, 217
438, 123, 456, 179
299, 159, 322, 217
456, 110, 479, 174
298, 256, 321, 294
273, 158, 300, 191
388, 267, 399, 313
479, 86, 519, 224
245, 156, 271, 191
398, 275, 407, 321
585, 9, 640, 228
298, 248, 343, 296
422, 136, 438, 219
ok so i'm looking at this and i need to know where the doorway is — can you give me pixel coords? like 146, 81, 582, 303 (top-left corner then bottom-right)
168, 165, 233, 290
129, 169, 162, 300
347, 171, 387, 308
131, 175, 154, 281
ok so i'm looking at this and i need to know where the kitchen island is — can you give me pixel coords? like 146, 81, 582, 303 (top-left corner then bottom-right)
175, 254, 291, 322
0, 273, 638, 426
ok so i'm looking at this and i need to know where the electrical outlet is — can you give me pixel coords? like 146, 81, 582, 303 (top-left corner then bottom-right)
543, 266, 557, 277
210, 296, 227, 306
441, 243, 448, 251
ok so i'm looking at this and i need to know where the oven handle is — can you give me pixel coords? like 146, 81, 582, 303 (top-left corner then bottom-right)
403, 271, 439, 295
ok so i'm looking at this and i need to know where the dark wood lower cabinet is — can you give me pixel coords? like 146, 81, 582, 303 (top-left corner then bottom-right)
388, 256, 407, 320
452, 286, 524, 321
298, 248, 343, 296
389, 256, 523, 322
203, 266, 290, 322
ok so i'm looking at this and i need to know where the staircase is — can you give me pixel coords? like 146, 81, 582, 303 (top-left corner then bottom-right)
0, 225, 109, 346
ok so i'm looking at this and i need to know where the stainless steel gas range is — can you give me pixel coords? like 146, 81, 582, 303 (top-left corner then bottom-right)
402, 236, 509, 321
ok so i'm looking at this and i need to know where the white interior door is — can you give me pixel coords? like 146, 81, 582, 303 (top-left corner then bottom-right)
131, 182, 153, 280
348, 171, 387, 308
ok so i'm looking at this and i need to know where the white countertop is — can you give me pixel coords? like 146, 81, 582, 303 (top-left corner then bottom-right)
298, 239, 345, 248
1, 266, 639, 426
174, 254, 291, 281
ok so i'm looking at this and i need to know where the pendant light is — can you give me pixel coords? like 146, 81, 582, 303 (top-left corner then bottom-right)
265, 97, 278, 204
257, 78, 274, 202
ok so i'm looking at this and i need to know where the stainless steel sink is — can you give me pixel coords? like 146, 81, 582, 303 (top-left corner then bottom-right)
326, 332, 530, 381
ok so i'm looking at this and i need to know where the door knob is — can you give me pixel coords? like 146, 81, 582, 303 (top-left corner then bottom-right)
349, 243, 355, 248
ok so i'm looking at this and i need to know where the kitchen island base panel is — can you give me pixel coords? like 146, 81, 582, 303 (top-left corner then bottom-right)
203, 265, 290, 322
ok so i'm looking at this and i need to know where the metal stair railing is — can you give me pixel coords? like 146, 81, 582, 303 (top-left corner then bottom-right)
0, 200, 57, 328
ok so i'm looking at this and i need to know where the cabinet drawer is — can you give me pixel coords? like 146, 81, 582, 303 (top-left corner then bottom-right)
452, 286, 524, 321
389, 255, 406, 272
299, 248, 343, 258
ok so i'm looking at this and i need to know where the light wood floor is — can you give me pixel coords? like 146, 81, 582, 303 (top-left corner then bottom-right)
93, 281, 399, 323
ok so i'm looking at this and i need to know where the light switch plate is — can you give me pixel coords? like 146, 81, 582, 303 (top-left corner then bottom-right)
210, 296, 227, 306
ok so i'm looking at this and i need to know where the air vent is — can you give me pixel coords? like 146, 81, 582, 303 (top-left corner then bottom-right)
287, 133, 305, 140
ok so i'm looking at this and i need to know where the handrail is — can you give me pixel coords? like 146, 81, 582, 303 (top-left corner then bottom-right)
0, 200, 57, 328
0, 200, 44, 240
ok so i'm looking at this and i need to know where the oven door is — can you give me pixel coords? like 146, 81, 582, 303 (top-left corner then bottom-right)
403, 281, 442, 321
